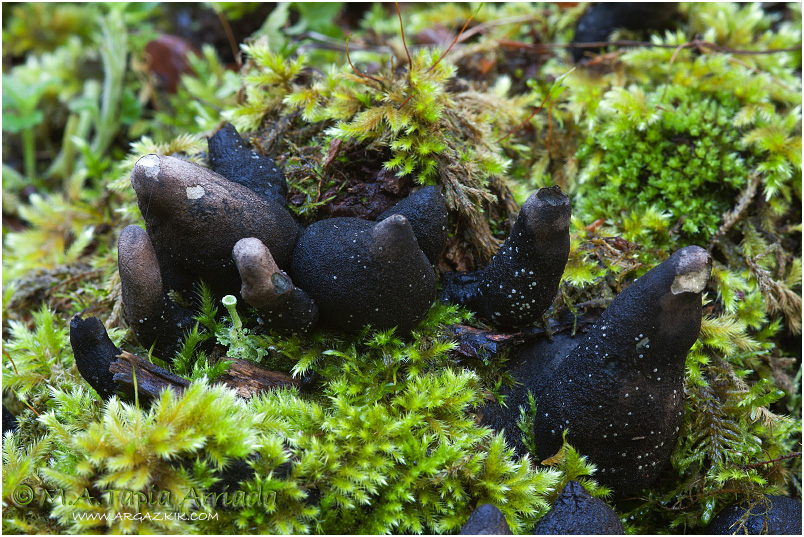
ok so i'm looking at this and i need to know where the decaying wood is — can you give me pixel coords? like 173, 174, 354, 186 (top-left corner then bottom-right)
216, 359, 300, 399
110, 351, 298, 402
110, 351, 190, 400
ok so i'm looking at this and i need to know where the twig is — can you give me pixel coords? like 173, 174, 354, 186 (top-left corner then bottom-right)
740, 452, 802, 470
497, 90, 552, 143
662, 41, 696, 102
3, 348, 19, 375
669, 215, 686, 236
548, 39, 800, 54
22, 399, 41, 417
12, 389, 41, 417
295, 31, 392, 54
110, 350, 299, 402
709, 173, 760, 250
457, 13, 545, 43
296, 33, 798, 60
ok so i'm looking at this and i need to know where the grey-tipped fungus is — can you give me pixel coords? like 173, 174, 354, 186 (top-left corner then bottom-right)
118, 224, 195, 360
130, 154, 299, 297
441, 186, 571, 328
233, 237, 319, 333
533, 246, 712, 495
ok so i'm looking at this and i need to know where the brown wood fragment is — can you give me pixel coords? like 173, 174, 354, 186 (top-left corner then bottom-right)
109, 351, 299, 402
216, 358, 299, 399
110, 351, 190, 401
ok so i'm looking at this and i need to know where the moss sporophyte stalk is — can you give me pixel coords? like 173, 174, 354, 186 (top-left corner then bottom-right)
2, 2, 801, 535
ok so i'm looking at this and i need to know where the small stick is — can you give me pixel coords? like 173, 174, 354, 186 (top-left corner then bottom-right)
109, 350, 299, 402
216, 9, 241, 68
397, 93, 414, 110
4, 348, 19, 375
740, 452, 802, 470
709, 173, 760, 249
12, 390, 40, 417
551, 39, 800, 55
662, 41, 695, 102
458, 13, 543, 43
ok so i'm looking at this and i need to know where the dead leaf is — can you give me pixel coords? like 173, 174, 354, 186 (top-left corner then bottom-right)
322, 138, 342, 170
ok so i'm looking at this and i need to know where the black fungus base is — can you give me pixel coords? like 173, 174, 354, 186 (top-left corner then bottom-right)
459, 503, 512, 535
252, 272, 320, 334
118, 224, 196, 360
291, 216, 436, 333
533, 246, 711, 495
69, 316, 122, 400
533, 481, 625, 535
476, 331, 583, 457
706, 495, 802, 535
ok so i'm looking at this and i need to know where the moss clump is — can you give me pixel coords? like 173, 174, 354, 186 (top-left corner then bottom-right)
575, 85, 753, 242
231, 37, 525, 263
4, 301, 562, 535
2, 2, 802, 535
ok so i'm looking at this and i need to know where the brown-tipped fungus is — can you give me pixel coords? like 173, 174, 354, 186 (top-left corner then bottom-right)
533, 246, 712, 495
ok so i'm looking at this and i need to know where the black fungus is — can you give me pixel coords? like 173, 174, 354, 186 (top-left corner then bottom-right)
2, 405, 18, 435
291, 215, 436, 333
208, 122, 288, 206
572, 3, 679, 62
203, 458, 258, 500
377, 185, 449, 265
233, 237, 319, 333
69, 316, 121, 400
441, 186, 571, 329
533, 480, 625, 535
706, 495, 802, 535
129, 154, 299, 298
533, 246, 712, 495
459, 503, 512, 535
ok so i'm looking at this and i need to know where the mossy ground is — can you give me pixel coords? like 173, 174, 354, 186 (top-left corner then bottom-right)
2, 3, 801, 534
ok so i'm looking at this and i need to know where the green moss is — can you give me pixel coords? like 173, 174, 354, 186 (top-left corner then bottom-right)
4, 302, 560, 534
576, 85, 751, 243
2, 2, 802, 534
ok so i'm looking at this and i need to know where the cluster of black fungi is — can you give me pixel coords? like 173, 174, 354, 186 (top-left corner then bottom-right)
58, 123, 799, 534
